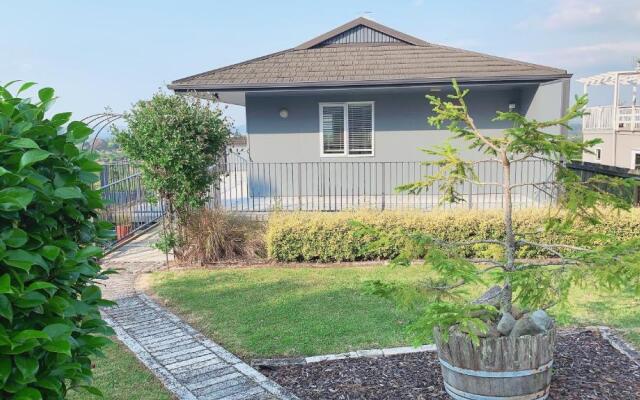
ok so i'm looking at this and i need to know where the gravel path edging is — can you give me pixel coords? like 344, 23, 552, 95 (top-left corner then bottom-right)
598, 326, 640, 367
251, 344, 437, 368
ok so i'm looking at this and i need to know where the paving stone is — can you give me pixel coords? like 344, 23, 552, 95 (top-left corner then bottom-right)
186, 372, 243, 391
164, 354, 220, 371
136, 329, 186, 344
134, 326, 183, 340
158, 349, 211, 364
127, 323, 178, 336
151, 343, 206, 358
178, 365, 235, 383
148, 337, 197, 352
216, 386, 266, 400
194, 378, 250, 398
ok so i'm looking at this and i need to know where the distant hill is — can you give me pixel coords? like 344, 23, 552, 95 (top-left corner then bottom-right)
567, 120, 582, 140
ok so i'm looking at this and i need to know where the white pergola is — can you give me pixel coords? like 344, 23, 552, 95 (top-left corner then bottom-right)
577, 69, 640, 104
577, 66, 640, 131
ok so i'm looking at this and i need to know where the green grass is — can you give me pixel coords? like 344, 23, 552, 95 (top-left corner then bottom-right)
67, 340, 173, 400
149, 265, 640, 357
552, 285, 640, 346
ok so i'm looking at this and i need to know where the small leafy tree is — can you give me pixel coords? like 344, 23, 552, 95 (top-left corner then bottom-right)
115, 92, 231, 222
0, 81, 114, 398
115, 92, 231, 256
363, 80, 640, 344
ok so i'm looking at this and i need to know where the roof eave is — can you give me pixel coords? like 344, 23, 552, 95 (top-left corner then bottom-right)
168, 74, 572, 92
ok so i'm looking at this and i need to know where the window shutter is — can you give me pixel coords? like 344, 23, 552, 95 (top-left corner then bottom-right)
348, 104, 373, 155
322, 106, 345, 154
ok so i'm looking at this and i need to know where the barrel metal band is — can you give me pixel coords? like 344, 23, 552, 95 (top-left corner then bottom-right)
444, 382, 550, 400
439, 358, 553, 378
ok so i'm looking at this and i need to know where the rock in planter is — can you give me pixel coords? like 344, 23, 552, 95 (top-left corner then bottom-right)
511, 304, 524, 320
510, 311, 554, 338
531, 309, 554, 331
475, 324, 501, 338
497, 312, 516, 335
472, 285, 502, 307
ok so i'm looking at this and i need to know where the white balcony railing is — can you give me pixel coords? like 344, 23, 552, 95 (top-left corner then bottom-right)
583, 105, 640, 131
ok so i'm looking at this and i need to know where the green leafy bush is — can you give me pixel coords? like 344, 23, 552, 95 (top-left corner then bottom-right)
266, 209, 640, 262
114, 92, 231, 219
0, 82, 114, 398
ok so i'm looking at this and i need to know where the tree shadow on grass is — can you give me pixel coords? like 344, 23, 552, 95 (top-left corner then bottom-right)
152, 276, 418, 358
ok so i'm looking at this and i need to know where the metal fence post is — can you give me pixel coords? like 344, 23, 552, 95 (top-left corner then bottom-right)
381, 163, 386, 211
297, 163, 302, 211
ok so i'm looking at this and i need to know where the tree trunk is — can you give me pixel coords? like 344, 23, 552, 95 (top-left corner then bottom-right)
501, 154, 515, 314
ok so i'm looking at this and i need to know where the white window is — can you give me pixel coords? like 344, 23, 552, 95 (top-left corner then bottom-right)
595, 148, 602, 161
320, 102, 374, 156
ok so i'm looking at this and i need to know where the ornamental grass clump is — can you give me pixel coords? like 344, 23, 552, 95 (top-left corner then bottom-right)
177, 209, 266, 263
0, 81, 114, 398
359, 80, 640, 345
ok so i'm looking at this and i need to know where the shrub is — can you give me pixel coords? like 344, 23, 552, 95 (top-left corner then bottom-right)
266, 208, 640, 262
176, 210, 265, 263
0, 82, 113, 398
114, 92, 231, 219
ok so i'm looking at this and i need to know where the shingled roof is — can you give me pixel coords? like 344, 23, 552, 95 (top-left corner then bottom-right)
169, 17, 570, 92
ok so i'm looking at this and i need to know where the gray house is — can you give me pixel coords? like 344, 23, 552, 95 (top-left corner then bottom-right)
169, 18, 570, 211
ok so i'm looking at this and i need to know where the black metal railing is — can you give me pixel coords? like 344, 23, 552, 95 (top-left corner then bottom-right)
97, 158, 558, 238
210, 159, 558, 212
567, 161, 640, 205
99, 160, 164, 246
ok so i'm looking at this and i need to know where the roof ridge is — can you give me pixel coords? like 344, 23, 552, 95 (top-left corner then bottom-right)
295, 17, 429, 50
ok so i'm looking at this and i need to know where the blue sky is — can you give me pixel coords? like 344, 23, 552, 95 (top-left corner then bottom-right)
3, 0, 639, 131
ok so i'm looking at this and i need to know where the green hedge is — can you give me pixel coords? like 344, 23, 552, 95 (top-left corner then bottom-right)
266, 209, 640, 262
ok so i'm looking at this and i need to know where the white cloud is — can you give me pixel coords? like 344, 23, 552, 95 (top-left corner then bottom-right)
510, 41, 640, 70
519, 0, 640, 30
543, 0, 602, 29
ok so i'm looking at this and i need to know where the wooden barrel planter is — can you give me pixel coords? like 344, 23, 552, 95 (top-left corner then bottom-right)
434, 327, 556, 400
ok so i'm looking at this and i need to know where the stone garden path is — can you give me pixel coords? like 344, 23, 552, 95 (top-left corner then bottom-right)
100, 229, 298, 400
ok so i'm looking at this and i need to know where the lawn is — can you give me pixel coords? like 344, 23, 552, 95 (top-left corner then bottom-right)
148, 265, 639, 358
67, 339, 173, 400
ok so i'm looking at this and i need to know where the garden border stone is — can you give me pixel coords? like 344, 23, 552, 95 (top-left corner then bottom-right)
251, 344, 437, 368
253, 327, 640, 370
597, 326, 640, 367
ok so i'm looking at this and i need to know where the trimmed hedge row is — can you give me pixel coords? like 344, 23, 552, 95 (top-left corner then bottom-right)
266, 209, 640, 262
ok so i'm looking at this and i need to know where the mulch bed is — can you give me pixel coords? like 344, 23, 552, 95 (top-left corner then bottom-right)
261, 330, 640, 400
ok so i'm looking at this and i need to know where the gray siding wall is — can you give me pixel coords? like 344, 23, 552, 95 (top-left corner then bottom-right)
241, 82, 566, 199
245, 81, 568, 163
521, 79, 570, 135
316, 25, 404, 46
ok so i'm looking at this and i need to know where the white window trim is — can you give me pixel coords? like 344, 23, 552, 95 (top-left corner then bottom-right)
631, 150, 640, 169
319, 101, 375, 158
594, 147, 602, 161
